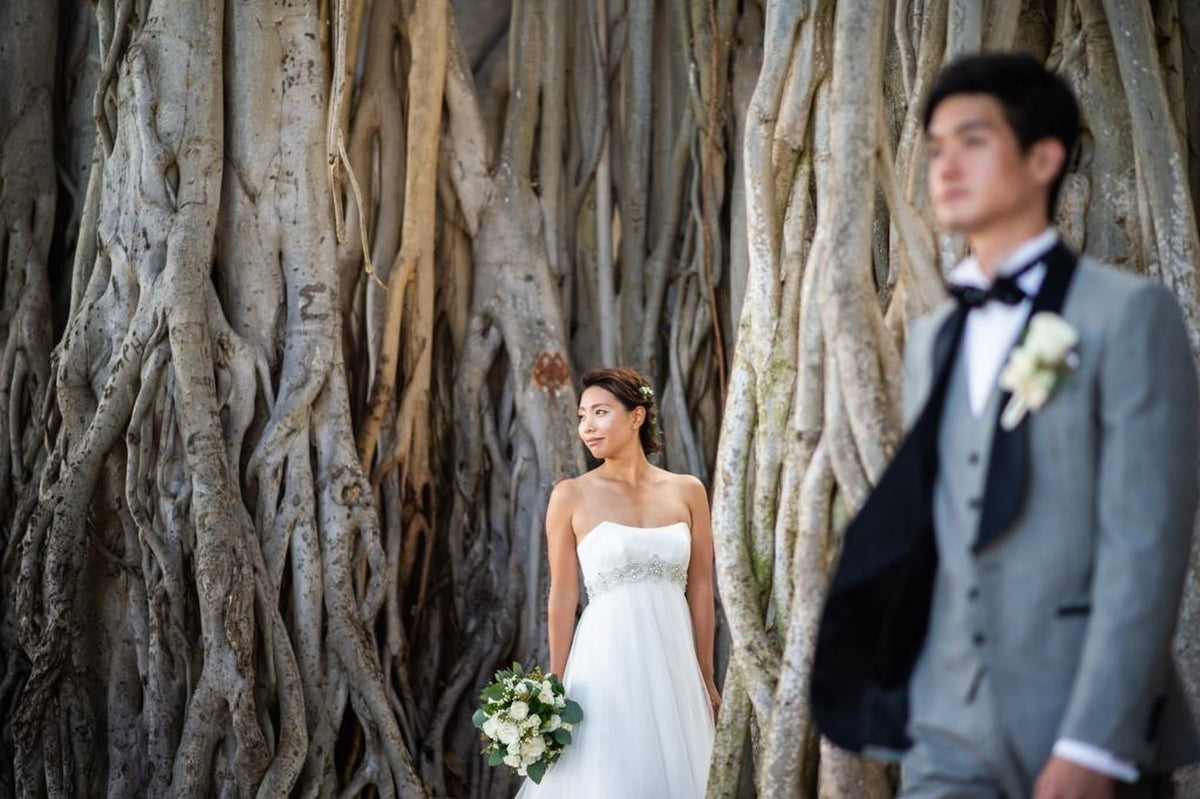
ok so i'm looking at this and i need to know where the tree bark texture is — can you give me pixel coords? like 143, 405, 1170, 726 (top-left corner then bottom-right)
0, 1, 1198, 797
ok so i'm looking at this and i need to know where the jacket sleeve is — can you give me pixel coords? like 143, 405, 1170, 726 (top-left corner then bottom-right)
1056, 283, 1199, 763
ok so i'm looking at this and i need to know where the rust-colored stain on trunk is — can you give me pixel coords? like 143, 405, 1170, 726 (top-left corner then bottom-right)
532, 351, 570, 391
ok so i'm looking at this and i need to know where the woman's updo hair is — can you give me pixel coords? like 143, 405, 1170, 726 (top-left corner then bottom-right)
580, 367, 663, 455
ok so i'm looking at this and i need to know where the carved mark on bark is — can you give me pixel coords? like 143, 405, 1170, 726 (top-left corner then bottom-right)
298, 283, 328, 321
531, 351, 569, 392
331, 465, 367, 507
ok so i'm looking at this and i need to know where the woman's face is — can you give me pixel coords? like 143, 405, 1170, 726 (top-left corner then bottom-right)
578, 386, 644, 459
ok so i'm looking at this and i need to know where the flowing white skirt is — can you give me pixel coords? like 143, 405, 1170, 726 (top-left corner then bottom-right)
514, 580, 715, 798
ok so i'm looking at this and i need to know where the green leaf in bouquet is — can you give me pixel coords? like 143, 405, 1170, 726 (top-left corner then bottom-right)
526, 760, 548, 783
552, 728, 572, 745
472, 709, 488, 729
481, 684, 506, 702
487, 749, 505, 767
512, 661, 525, 677
560, 700, 583, 724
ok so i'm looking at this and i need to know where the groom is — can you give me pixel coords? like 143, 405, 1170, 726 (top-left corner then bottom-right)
811, 52, 1200, 798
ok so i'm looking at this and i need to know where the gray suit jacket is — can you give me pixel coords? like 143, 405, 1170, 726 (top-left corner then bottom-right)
905, 256, 1200, 771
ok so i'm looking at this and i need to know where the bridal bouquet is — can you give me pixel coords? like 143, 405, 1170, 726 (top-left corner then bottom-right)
473, 662, 583, 783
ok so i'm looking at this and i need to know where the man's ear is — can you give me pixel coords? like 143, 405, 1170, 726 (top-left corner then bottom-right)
1029, 137, 1067, 188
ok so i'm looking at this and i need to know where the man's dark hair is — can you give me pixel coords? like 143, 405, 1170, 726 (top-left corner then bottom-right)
923, 52, 1080, 217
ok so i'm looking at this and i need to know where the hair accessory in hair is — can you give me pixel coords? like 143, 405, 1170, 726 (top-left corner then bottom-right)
639, 385, 654, 399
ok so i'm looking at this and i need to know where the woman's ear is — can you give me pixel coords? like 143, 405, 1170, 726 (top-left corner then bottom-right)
631, 406, 646, 429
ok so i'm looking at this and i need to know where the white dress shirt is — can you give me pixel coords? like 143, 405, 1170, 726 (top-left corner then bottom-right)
947, 228, 1139, 784
945, 228, 1057, 416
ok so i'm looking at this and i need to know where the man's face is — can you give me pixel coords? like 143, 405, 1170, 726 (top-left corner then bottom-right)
925, 94, 1058, 235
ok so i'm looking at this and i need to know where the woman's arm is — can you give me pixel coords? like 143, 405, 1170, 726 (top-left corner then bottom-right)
546, 480, 580, 679
683, 476, 720, 711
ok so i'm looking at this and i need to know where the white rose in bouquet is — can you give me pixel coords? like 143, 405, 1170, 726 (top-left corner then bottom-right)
521, 735, 547, 761
474, 662, 585, 784
496, 720, 521, 746
482, 715, 499, 740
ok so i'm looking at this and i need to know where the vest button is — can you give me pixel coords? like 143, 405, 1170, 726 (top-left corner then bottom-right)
969, 497, 981, 510
973, 633, 986, 646
967, 587, 980, 600
968, 452, 980, 465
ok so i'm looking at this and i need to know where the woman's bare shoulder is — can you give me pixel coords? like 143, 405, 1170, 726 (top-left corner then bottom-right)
547, 477, 584, 516
654, 468, 706, 506
664, 468, 705, 492
553, 474, 583, 491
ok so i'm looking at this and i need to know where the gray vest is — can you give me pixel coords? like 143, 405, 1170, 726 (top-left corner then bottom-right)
909, 346, 1001, 738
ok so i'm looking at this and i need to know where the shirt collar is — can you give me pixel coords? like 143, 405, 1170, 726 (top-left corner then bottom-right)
948, 228, 1059, 290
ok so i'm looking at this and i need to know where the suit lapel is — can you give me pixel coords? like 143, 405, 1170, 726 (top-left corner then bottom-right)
931, 306, 965, 392
974, 242, 1079, 551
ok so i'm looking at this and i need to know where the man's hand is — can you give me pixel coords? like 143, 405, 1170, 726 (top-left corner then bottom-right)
1033, 756, 1116, 799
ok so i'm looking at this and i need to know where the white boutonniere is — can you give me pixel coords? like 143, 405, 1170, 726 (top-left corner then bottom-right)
997, 312, 1080, 431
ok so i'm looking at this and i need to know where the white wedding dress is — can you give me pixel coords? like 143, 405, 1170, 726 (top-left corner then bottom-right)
515, 521, 715, 798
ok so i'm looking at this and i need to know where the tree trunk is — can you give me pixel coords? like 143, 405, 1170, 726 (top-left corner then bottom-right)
1, 1, 1198, 797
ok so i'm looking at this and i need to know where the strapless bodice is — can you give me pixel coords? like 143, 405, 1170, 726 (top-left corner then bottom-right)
576, 521, 691, 600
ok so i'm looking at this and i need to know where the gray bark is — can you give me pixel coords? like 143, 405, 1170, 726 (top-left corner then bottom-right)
2, 1, 1198, 797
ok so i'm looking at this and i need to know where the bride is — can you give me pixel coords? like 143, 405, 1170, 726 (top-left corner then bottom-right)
515, 367, 718, 798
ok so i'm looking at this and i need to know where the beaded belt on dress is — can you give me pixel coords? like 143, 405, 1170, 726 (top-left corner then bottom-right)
585, 556, 688, 599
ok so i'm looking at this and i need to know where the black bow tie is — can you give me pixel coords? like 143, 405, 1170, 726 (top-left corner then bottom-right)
948, 258, 1040, 309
